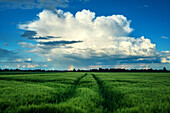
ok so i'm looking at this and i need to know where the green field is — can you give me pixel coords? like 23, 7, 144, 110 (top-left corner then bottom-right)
0, 72, 170, 113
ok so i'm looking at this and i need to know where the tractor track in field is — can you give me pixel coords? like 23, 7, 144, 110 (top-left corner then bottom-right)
56, 73, 88, 103
74, 73, 88, 86
91, 73, 124, 112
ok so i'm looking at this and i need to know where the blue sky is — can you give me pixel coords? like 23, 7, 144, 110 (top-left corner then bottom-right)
0, 0, 170, 70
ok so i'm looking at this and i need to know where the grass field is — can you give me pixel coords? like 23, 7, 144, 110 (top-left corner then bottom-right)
0, 72, 170, 113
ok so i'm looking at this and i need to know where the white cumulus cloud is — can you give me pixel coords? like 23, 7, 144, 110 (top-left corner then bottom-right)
19, 9, 159, 68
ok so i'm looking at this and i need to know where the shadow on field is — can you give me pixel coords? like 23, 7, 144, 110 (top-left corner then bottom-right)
109, 80, 142, 84
91, 74, 124, 112
0, 77, 58, 83
0, 75, 83, 84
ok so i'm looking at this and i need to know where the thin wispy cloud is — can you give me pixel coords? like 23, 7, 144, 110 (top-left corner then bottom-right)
137, 4, 149, 8
144, 4, 149, 8
161, 36, 168, 39
0, 0, 89, 10
0, 0, 69, 10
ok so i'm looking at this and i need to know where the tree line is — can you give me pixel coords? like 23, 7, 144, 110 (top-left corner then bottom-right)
0, 67, 169, 72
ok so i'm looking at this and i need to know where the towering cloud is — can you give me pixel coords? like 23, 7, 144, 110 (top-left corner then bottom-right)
19, 9, 159, 68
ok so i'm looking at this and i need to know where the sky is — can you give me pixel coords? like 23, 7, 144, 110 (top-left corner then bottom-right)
0, 0, 170, 70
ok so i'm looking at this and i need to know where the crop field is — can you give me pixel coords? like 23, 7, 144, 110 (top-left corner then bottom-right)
0, 72, 170, 113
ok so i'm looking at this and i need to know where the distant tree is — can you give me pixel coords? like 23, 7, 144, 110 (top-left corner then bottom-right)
163, 67, 167, 71
73, 69, 76, 72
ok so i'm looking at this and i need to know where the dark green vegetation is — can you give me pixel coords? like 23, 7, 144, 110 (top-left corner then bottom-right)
0, 72, 170, 113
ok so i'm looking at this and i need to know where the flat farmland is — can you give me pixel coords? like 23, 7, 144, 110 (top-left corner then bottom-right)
0, 72, 170, 113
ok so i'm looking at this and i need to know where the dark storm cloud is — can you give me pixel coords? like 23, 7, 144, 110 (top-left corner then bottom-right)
63, 53, 162, 67
46, 36, 61, 39
0, 47, 19, 61
30, 36, 61, 40
30, 37, 48, 40
0, 0, 68, 10
3, 43, 8, 46
119, 59, 161, 64
21, 30, 37, 39
32, 40, 83, 54
105, 55, 161, 64
21, 30, 60, 40
39, 40, 83, 46
24, 61, 32, 63
0, 48, 15, 57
